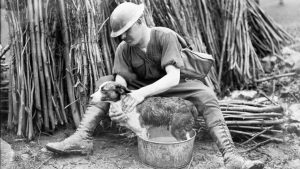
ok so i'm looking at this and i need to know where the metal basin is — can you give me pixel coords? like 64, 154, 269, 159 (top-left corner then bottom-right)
137, 127, 196, 169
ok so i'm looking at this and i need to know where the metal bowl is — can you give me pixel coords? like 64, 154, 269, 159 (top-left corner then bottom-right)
137, 127, 196, 169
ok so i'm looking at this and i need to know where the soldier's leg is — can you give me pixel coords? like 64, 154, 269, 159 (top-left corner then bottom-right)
160, 80, 264, 169
46, 75, 114, 155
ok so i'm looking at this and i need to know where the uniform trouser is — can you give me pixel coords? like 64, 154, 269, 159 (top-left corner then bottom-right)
157, 79, 224, 128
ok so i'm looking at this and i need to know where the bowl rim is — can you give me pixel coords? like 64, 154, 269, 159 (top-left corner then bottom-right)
137, 129, 196, 145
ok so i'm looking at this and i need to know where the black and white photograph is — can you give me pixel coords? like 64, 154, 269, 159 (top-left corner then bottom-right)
1, 0, 300, 168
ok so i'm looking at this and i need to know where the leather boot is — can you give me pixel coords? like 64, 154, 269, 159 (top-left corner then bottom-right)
209, 120, 264, 169
46, 102, 109, 155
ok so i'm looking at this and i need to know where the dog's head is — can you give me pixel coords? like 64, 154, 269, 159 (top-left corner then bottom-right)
90, 81, 131, 103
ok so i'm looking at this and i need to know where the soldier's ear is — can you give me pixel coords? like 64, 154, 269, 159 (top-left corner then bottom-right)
115, 84, 131, 95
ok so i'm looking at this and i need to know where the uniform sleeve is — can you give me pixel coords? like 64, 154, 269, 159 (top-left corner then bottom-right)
160, 32, 184, 70
112, 43, 137, 81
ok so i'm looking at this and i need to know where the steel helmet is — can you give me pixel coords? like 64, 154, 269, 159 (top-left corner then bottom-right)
110, 2, 145, 37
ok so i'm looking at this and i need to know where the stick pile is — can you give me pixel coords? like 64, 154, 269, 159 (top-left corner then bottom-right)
5, 0, 115, 139
6, 0, 65, 139
247, 0, 293, 56
209, 0, 293, 90
197, 100, 287, 144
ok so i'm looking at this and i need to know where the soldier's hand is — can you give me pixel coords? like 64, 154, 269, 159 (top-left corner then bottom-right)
109, 104, 128, 122
122, 91, 145, 114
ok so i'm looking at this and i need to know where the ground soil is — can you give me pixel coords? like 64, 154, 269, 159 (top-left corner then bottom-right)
1, 124, 300, 169
1, 0, 300, 169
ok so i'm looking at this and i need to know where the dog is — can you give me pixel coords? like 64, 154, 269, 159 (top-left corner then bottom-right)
90, 81, 198, 141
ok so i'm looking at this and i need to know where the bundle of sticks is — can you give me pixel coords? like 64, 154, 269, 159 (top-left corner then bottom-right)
247, 0, 294, 56
196, 99, 290, 147
5, 0, 67, 139
5, 0, 115, 139
210, 0, 293, 90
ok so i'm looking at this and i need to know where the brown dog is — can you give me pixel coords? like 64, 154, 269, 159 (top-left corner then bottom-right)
90, 81, 198, 141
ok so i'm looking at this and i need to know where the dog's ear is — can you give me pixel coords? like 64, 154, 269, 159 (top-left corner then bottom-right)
115, 84, 131, 95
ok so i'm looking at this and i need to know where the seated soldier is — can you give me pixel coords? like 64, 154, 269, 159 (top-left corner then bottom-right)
46, 2, 264, 169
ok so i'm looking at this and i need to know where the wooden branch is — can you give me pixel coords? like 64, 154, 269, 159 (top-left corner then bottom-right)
34, 0, 50, 132
28, 0, 44, 130
254, 72, 297, 83
17, 47, 25, 137
39, 0, 55, 130
258, 90, 278, 105
0, 44, 11, 59
221, 105, 283, 113
58, 0, 80, 127
229, 125, 282, 134
223, 111, 283, 117
219, 100, 266, 107
230, 129, 283, 142
243, 139, 272, 152
226, 118, 287, 125
241, 126, 273, 145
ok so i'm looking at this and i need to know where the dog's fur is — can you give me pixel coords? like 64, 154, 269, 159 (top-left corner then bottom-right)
90, 81, 198, 141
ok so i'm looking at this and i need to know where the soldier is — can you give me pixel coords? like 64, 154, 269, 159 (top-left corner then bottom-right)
46, 2, 264, 169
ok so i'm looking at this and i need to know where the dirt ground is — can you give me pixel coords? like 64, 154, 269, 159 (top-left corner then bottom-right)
1, 0, 300, 169
1, 126, 300, 169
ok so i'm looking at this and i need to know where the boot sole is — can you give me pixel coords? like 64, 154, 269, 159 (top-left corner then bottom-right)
46, 145, 91, 155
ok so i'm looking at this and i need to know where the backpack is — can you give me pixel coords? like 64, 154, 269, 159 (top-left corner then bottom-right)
176, 33, 215, 80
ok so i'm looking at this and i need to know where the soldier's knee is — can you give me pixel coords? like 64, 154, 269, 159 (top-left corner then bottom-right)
200, 87, 218, 101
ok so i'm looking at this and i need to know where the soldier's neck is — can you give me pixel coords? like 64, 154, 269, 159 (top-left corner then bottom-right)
138, 27, 151, 53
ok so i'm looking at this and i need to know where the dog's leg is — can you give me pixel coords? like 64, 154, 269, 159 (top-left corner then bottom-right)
125, 112, 148, 139
185, 132, 191, 140
171, 112, 195, 141
111, 102, 147, 139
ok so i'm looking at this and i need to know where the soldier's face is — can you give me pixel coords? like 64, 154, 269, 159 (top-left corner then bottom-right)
120, 22, 143, 46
